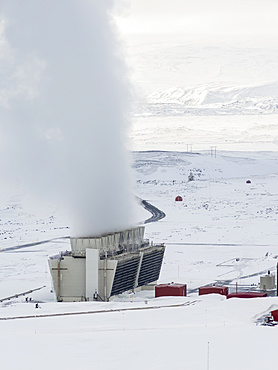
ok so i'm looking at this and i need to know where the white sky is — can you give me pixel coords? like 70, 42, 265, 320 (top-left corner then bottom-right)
115, 0, 278, 42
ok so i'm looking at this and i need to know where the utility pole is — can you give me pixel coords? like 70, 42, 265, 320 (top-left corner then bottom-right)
207, 342, 210, 370
210, 146, 217, 158
186, 144, 193, 153
276, 263, 278, 296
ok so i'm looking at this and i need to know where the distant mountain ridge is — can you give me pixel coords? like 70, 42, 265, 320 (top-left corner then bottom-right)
135, 83, 278, 116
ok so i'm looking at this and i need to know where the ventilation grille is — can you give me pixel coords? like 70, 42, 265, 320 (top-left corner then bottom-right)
110, 256, 140, 296
138, 247, 165, 287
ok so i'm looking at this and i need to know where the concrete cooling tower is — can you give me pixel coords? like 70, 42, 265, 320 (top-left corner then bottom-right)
48, 226, 165, 302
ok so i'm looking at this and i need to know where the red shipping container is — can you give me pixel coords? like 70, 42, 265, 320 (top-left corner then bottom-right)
155, 283, 186, 298
271, 309, 278, 321
226, 292, 267, 299
199, 286, 228, 296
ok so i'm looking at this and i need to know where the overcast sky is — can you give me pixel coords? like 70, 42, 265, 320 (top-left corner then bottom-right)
115, 0, 278, 43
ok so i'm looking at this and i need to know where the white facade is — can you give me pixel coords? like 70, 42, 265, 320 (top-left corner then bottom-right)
49, 255, 86, 302
86, 249, 99, 301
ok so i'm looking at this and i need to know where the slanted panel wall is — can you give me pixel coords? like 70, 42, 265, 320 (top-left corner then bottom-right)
138, 247, 165, 287
110, 256, 141, 296
48, 258, 59, 297
98, 259, 118, 301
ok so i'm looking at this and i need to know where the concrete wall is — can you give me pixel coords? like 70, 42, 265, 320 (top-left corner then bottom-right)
49, 256, 86, 302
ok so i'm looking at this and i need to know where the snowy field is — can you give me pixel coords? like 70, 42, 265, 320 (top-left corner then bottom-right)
1, 149, 278, 369
130, 114, 278, 152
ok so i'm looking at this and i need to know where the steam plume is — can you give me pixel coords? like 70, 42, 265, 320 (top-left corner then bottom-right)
0, 0, 135, 236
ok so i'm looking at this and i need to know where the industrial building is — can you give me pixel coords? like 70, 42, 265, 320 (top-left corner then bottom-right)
49, 226, 165, 302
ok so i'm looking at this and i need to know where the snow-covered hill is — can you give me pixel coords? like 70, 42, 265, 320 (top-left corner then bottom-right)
136, 82, 278, 116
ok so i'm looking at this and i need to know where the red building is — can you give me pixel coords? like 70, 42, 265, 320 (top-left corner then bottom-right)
155, 283, 186, 297
271, 309, 278, 321
199, 286, 228, 296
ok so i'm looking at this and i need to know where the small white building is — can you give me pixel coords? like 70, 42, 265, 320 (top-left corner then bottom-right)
260, 274, 275, 291
49, 226, 165, 302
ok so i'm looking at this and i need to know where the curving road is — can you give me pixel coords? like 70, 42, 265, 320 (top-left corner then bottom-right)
140, 198, 166, 224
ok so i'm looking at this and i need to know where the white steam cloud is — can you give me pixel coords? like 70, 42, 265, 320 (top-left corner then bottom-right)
0, 0, 135, 237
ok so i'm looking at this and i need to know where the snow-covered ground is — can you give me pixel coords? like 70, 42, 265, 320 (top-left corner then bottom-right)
1, 149, 278, 369
130, 114, 278, 152
1, 295, 278, 370
134, 151, 278, 291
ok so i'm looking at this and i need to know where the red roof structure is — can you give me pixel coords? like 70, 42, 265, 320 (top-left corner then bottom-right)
175, 196, 183, 202
226, 292, 267, 299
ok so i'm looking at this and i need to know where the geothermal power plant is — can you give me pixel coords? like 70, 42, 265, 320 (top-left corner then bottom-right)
48, 226, 165, 302
3, 1, 166, 304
